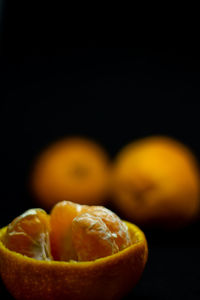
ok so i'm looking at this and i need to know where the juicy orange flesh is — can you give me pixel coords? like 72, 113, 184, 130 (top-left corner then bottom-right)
50, 201, 131, 262
3, 209, 52, 260
3, 202, 132, 262
72, 213, 119, 261
50, 201, 88, 260
86, 206, 131, 250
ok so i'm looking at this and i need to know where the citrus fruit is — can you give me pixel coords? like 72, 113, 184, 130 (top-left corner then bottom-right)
3, 209, 52, 261
50, 200, 87, 261
50, 200, 131, 262
72, 212, 119, 261
30, 137, 110, 209
86, 206, 131, 250
111, 136, 200, 227
0, 221, 148, 300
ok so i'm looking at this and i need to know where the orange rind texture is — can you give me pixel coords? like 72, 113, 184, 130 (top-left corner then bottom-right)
0, 222, 148, 300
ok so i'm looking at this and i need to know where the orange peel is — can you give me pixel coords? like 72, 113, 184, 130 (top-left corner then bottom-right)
0, 222, 148, 300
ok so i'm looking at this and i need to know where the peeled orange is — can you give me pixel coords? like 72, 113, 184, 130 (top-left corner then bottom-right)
50, 200, 132, 262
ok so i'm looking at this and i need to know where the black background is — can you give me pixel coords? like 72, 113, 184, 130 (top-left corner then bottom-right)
1, 4, 200, 299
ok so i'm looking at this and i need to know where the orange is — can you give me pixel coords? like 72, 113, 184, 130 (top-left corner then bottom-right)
0, 221, 148, 300
30, 137, 110, 209
111, 136, 200, 227
3, 209, 52, 261
50, 200, 131, 262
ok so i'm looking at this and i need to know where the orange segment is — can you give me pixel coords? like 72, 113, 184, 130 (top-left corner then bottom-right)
50, 201, 87, 260
72, 213, 119, 261
86, 206, 131, 250
3, 209, 51, 261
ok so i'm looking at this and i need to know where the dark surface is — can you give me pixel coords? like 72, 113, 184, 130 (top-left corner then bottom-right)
1, 12, 200, 298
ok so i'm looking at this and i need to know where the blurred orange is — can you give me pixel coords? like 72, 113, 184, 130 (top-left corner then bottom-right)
111, 136, 200, 227
30, 137, 110, 209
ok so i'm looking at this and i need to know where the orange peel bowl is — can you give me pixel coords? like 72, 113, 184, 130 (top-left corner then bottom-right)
0, 222, 148, 300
